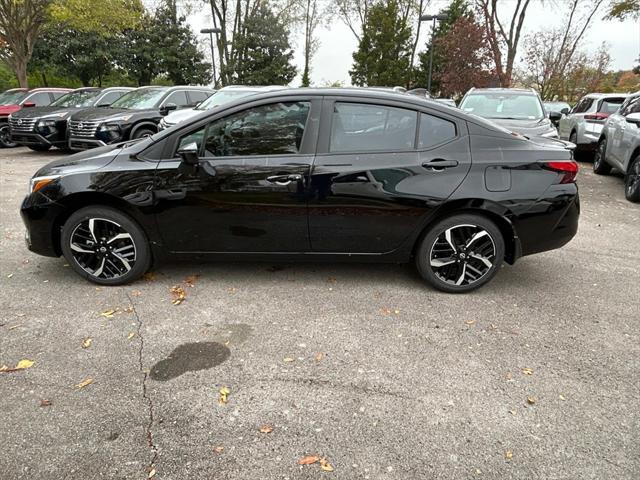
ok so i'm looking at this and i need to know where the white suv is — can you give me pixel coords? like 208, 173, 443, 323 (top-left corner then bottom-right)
558, 93, 628, 155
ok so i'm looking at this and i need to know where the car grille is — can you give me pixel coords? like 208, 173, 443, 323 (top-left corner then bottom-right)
9, 117, 38, 132
69, 120, 100, 138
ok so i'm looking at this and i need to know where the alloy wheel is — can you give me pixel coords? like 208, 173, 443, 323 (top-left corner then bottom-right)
429, 224, 496, 287
626, 158, 640, 198
69, 217, 137, 280
0, 125, 17, 148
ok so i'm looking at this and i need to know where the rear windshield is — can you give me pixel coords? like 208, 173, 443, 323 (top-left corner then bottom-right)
0, 90, 28, 105
111, 88, 168, 109
460, 93, 544, 120
598, 97, 625, 114
51, 90, 102, 108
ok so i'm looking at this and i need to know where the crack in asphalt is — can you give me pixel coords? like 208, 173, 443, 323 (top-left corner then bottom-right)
127, 292, 158, 473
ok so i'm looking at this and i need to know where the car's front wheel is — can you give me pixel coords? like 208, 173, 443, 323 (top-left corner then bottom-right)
61, 206, 151, 285
0, 124, 17, 148
625, 155, 640, 203
593, 138, 611, 175
132, 127, 155, 139
416, 214, 505, 293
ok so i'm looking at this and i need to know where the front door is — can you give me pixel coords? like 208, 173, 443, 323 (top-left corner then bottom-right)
154, 99, 318, 253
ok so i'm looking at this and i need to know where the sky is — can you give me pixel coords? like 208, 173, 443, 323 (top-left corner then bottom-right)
187, 1, 639, 87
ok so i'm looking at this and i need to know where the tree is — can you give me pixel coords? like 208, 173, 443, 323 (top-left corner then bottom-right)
349, 0, 413, 87
433, 16, 493, 98
227, 2, 297, 85
474, 0, 533, 87
605, 0, 640, 19
300, 0, 322, 87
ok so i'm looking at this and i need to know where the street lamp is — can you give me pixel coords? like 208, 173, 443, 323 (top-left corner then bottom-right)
201, 27, 222, 86
419, 13, 448, 94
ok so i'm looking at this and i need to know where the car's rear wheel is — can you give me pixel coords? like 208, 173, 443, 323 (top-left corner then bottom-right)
625, 155, 640, 203
416, 214, 505, 293
0, 124, 17, 148
593, 138, 611, 175
27, 144, 52, 152
132, 127, 155, 139
61, 206, 151, 285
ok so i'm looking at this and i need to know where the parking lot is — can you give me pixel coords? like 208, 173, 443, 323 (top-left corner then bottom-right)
0, 146, 638, 479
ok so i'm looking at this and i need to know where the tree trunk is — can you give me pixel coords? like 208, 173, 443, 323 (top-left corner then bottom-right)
15, 60, 29, 88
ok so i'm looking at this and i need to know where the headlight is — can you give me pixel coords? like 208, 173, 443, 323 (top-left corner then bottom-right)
38, 119, 57, 128
99, 124, 121, 132
29, 175, 60, 193
106, 115, 133, 122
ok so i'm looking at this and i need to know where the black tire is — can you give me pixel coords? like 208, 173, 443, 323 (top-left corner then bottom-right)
131, 127, 155, 139
593, 138, 611, 175
415, 214, 505, 293
61, 206, 151, 285
27, 144, 52, 152
0, 124, 17, 148
625, 155, 640, 203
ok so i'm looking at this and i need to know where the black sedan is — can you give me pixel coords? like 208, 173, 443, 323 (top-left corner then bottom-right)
21, 88, 580, 292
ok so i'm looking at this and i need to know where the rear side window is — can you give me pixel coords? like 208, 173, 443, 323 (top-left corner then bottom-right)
572, 98, 593, 114
598, 97, 625, 114
418, 113, 456, 149
188, 90, 211, 105
330, 103, 417, 152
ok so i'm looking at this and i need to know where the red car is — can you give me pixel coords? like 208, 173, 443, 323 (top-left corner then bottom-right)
0, 87, 71, 147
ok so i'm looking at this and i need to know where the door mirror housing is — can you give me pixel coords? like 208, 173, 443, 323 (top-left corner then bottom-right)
96, 103, 112, 107
625, 112, 640, 124
22, 101, 36, 108
160, 103, 178, 116
549, 111, 562, 122
177, 142, 199, 165
560, 107, 570, 115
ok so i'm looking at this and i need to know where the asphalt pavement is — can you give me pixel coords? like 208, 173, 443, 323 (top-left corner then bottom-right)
1, 146, 639, 479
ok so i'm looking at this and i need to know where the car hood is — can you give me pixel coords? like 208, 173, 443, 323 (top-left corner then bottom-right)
34, 138, 151, 178
163, 107, 198, 125
11, 105, 83, 120
70, 107, 157, 122
489, 118, 555, 136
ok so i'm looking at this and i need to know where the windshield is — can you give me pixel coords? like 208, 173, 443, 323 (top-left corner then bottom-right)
461, 93, 544, 120
0, 90, 28, 105
196, 89, 259, 110
51, 90, 102, 108
110, 88, 168, 109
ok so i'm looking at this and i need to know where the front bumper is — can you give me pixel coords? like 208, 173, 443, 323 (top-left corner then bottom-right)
11, 131, 65, 148
69, 137, 107, 151
21, 193, 65, 257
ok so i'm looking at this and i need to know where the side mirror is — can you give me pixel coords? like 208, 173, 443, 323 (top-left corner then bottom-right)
96, 103, 111, 107
160, 103, 178, 116
560, 107, 570, 115
22, 101, 36, 108
177, 142, 199, 165
549, 111, 562, 122
626, 112, 640, 124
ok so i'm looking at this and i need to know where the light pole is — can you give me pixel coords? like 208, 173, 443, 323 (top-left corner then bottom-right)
419, 14, 448, 94
201, 27, 222, 86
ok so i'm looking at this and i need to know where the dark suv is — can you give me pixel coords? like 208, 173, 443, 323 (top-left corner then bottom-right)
0, 87, 71, 147
9, 87, 133, 151
67, 86, 214, 150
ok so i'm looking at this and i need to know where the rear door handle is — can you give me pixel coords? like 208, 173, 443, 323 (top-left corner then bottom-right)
267, 173, 303, 185
422, 159, 459, 170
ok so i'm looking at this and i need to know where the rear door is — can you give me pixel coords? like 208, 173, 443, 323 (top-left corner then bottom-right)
307, 97, 470, 253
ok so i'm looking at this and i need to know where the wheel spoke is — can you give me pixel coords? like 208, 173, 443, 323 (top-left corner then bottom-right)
444, 228, 457, 253
70, 243, 93, 253
430, 257, 456, 268
455, 263, 467, 285
88, 218, 98, 242
465, 230, 488, 248
106, 232, 132, 244
92, 257, 106, 277
470, 253, 493, 268
111, 252, 132, 272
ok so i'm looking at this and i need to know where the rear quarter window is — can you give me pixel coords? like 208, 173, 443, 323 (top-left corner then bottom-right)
418, 113, 456, 149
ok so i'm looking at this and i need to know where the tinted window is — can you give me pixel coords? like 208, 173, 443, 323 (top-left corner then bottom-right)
460, 93, 543, 120
330, 103, 417, 152
202, 101, 310, 157
418, 113, 456, 149
177, 125, 206, 152
598, 97, 625, 114
572, 98, 593, 114
164, 91, 189, 107
25, 92, 52, 106
188, 90, 211, 105
98, 91, 127, 105
623, 96, 640, 116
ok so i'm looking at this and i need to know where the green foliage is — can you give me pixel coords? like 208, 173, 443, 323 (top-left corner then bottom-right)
227, 2, 297, 85
605, 0, 640, 20
49, 0, 144, 33
0, 63, 19, 91
349, 0, 413, 87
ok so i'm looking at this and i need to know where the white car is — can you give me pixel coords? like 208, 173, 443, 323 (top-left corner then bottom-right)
159, 85, 283, 130
593, 91, 640, 202
558, 93, 627, 155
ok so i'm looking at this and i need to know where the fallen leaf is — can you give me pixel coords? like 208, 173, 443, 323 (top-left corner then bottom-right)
100, 309, 116, 318
465, 319, 476, 325
15, 359, 34, 370
259, 425, 274, 433
505, 372, 513, 380
7, 273, 13, 278
283, 357, 295, 363
143, 272, 156, 282
509, 409, 517, 415
40, 399, 52, 407
213, 446, 224, 453
170, 285, 186, 305
298, 455, 320, 465
8, 324, 23, 330
131, 290, 142, 297
184, 274, 200, 287
0, 365, 8, 372
314, 352, 324, 363
76, 378, 94, 389
218, 386, 230, 405
123, 306, 134, 314
82, 338, 92, 349
505, 450, 513, 460
148, 468, 156, 478
227, 287, 237, 293
128, 332, 136, 340
559, 394, 566, 401
526, 396, 536, 405
521, 368, 534, 375
320, 458, 334, 472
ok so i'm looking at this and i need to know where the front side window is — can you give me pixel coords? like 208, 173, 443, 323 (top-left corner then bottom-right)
330, 103, 417, 152
110, 88, 168, 110
202, 101, 310, 157
460, 93, 543, 120
418, 113, 456, 149
25, 92, 52, 106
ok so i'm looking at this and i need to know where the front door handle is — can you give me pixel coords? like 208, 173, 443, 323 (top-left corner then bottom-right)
422, 159, 459, 170
267, 173, 303, 185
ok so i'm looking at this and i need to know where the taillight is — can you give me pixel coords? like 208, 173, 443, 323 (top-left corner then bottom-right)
584, 112, 609, 121
542, 161, 579, 184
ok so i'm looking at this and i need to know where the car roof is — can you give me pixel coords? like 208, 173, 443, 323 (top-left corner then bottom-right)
466, 87, 537, 95
583, 92, 629, 99
219, 85, 283, 91
29, 87, 72, 92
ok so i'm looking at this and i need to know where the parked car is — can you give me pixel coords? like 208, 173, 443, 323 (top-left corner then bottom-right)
8, 87, 133, 151
544, 101, 571, 127
0, 87, 72, 147
159, 85, 282, 130
435, 98, 456, 108
459, 88, 559, 138
22, 88, 579, 292
558, 93, 628, 154
67, 85, 214, 150
593, 91, 640, 202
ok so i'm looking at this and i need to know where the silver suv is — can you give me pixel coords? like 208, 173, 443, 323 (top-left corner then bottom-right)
558, 93, 628, 154
593, 91, 640, 202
